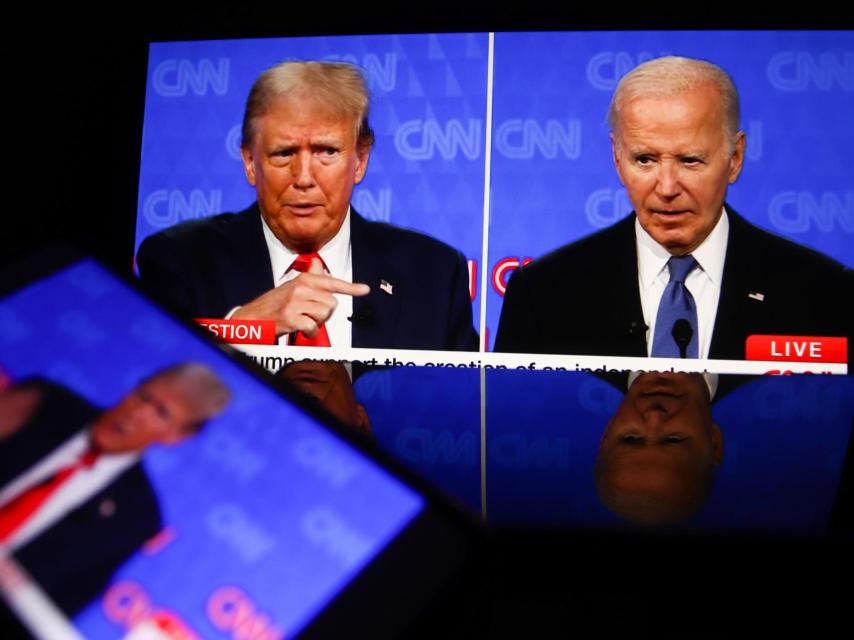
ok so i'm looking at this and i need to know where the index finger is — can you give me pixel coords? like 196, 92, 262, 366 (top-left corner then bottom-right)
307, 256, 326, 275
307, 273, 371, 297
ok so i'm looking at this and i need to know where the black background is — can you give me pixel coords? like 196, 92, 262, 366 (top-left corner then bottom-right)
7, 9, 852, 637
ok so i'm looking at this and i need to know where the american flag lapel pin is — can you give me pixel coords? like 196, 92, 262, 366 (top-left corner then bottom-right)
380, 280, 393, 295
748, 291, 765, 302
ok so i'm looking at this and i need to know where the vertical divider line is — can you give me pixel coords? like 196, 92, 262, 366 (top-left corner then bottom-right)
480, 363, 487, 519
479, 32, 496, 519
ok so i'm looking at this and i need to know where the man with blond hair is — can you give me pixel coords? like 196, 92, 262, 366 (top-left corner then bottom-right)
138, 61, 478, 352
1, 363, 231, 614
496, 56, 851, 360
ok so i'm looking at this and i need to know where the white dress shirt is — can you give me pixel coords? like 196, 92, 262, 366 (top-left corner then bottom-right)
0, 430, 137, 552
636, 209, 729, 359
258, 209, 354, 348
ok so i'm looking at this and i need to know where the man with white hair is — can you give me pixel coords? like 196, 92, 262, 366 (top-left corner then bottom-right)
496, 56, 852, 360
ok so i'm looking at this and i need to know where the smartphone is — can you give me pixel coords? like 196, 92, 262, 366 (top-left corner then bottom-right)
0, 246, 480, 639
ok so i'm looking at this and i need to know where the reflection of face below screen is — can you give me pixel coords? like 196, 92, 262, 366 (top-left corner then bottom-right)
596, 373, 723, 526
0, 260, 424, 638
278, 361, 371, 435
356, 363, 852, 534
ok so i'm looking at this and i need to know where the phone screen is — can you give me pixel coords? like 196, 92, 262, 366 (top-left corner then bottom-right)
0, 254, 471, 639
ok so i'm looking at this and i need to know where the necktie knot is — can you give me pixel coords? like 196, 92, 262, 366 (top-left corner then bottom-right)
80, 448, 100, 469
0, 447, 101, 541
290, 252, 325, 274
667, 255, 697, 284
287, 252, 331, 347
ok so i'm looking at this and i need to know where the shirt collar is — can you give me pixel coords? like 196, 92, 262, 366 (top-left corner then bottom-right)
261, 207, 352, 282
690, 208, 728, 288
318, 208, 351, 281
635, 207, 729, 290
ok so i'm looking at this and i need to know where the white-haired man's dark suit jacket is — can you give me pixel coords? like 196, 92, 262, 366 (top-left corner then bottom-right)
495, 206, 853, 363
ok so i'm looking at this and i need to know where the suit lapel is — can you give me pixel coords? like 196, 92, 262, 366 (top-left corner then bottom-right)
709, 208, 769, 360
220, 204, 275, 311
350, 211, 402, 348
608, 215, 648, 357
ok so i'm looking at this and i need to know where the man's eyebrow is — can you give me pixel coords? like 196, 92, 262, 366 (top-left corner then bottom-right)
269, 142, 298, 152
310, 135, 345, 146
628, 147, 655, 156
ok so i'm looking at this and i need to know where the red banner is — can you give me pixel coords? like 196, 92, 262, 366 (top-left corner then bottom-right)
745, 335, 847, 364
195, 319, 277, 345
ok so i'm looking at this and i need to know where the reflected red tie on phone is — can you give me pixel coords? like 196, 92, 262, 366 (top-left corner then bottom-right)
289, 253, 331, 347
0, 448, 99, 542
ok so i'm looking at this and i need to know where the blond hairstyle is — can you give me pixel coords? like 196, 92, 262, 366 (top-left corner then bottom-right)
143, 362, 231, 433
241, 61, 375, 150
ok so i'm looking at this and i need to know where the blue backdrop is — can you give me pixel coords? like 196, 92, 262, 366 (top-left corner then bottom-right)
135, 33, 490, 321
486, 31, 854, 349
483, 370, 853, 531
134, 31, 854, 350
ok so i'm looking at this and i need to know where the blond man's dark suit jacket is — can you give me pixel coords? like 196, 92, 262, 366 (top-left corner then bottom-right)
1, 379, 161, 616
137, 204, 479, 351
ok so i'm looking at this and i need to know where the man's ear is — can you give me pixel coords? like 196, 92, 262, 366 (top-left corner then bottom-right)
354, 403, 372, 436
160, 424, 196, 446
728, 130, 746, 184
354, 144, 371, 185
241, 145, 257, 187
711, 423, 724, 466
611, 132, 626, 186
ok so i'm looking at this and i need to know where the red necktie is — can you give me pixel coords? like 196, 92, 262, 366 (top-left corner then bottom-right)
0, 448, 99, 542
289, 252, 331, 347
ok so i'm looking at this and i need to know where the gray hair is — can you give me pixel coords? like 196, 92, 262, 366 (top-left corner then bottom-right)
241, 61, 375, 150
608, 56, 741, 149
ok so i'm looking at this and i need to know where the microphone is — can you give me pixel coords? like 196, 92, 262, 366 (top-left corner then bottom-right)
628, 320, 649, 337
349, 304, 375, 326
671, 319, 693, 359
